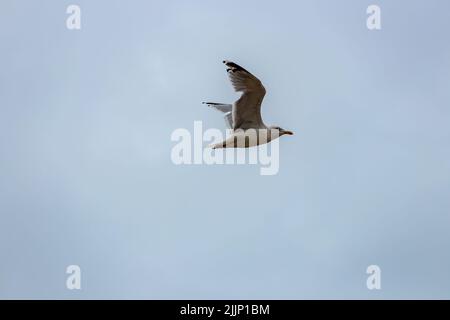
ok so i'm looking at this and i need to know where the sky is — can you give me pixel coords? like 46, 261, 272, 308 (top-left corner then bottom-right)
0, 0, 450, 299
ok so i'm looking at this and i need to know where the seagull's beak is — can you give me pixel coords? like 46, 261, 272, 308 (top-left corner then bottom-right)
283, 130, 294, 136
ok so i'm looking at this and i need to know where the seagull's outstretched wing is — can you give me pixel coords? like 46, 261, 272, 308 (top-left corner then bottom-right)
223, 60, 266, 130
203, 102, 233, 128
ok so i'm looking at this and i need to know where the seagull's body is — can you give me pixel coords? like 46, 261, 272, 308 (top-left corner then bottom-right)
204, 60, 293, 148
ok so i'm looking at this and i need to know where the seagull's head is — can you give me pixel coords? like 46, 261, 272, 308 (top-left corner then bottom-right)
269, 126, 294, 137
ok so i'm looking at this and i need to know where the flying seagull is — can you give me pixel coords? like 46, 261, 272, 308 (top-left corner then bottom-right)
203, 60, 293, 148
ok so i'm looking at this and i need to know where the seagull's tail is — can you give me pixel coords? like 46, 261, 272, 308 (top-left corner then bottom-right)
202, 102, 232, 113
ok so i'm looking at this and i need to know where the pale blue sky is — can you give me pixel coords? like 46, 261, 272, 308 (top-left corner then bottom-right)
1, 0, 450, 299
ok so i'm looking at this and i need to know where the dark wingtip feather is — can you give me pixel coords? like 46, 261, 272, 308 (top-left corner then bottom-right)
223, 60, 251, 74
203, 102, 223, 105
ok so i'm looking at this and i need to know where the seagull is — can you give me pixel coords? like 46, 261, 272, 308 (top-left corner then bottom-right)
203, 60, 293, 148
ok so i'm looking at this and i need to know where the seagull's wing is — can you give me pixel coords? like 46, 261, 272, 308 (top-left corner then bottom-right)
203, 102, 233, 128
223, 60, 266, 130
202, 102, 232, 113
